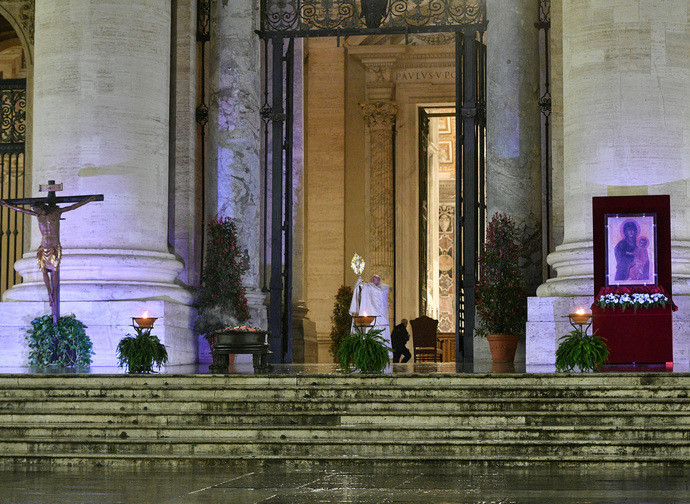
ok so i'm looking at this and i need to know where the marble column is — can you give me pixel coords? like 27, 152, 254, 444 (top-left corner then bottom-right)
537, 0, 690, 297
1, 0, 196, 367
529, 0, 690, 366
486, 0, 542, 294
361, 101, 397, 312
208, 0, 267, 330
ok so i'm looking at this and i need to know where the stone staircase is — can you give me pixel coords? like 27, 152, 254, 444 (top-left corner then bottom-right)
0, 373, 688, 467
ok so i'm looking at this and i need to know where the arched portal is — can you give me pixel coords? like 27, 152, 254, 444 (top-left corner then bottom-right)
0, 7, 31, 300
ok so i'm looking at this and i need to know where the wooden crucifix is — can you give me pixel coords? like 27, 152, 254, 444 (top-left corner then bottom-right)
0, 180, 103, 325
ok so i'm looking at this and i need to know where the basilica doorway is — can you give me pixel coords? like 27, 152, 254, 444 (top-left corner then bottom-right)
0, 12, 28, 300
258, 2, 487, 364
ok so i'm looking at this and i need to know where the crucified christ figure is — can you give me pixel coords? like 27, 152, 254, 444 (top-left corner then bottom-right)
0, 196, 97, 316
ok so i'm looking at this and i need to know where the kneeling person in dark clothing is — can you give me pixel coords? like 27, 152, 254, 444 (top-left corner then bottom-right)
391, 319, 412, 363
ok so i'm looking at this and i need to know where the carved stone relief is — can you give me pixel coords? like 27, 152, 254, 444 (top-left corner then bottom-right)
0, 0, 34, 49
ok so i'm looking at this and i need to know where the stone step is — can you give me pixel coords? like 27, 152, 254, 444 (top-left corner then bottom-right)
1, 397, 689, 413
0, 410, 687, 427
0, 437, 688, 459
1, 452, 687, 468
1, 423, 687, 442
1, 384, 688, 400
0, 374, 686, 467
0, 373, 686, 388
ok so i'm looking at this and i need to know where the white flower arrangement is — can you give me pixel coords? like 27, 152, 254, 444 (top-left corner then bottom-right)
595, 292, 670, 311
351, 253, 365, 276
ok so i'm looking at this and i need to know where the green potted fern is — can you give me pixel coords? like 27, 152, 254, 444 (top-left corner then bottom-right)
116, 324, 168, 373
336, 326, 390, 374
555, 326, 609, 372
475, 213, 527, 364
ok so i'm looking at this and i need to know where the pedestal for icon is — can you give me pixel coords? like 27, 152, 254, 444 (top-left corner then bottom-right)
590, 196, 674, 364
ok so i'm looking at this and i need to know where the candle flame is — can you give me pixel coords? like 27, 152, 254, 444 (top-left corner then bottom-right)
143, 311, 149, 319
575, 308, 585, 315
362, 311, 367, 316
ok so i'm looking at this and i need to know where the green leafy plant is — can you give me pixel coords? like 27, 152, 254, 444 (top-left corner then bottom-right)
475, 213, 527, 337
555, 328, 609, 372
116, 326, 169, 373
195, 217, 250, 335
336, 327, 390, 374
26, 314, 93, 368
329, 285, 354, 362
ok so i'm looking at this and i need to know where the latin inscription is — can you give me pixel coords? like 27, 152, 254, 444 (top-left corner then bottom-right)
395, 69, 455, 83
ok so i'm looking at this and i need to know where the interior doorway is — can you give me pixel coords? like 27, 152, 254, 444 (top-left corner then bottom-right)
419, 108, 458, 336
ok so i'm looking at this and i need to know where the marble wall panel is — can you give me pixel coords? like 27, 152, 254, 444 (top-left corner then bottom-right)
304, 38, 346, 361
208, 0, 266, 327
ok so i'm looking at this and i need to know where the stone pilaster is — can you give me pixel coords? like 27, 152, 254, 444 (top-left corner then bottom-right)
486, 0, 542, 294
1, 0, 196, 367
360, 101, 397, 308
290, 40, 317, 363
170, 0, 200, 287
208, 0, 267, 329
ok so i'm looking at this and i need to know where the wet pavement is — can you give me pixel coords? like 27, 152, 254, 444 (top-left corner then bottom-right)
0, 465, 688, 503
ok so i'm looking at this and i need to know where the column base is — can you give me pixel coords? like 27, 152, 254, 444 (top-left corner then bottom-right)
5, 249, 192, 304
246, 288, 268, 329
0, 300, 196, 368
539, 241, 690, 296
527, 295, 690, 367
536, 241, 593, 297
672, 242, 690, 295
292, 301, 317, 364
526, 296, 593, 368
671, 296, 690, 365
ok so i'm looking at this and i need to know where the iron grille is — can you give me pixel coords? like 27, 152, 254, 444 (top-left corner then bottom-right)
0, 79, 26, 148
0, 78, 26, 298
260, 0, 486, 37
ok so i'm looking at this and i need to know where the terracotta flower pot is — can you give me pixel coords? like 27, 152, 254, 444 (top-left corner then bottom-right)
486, 334, 519, 363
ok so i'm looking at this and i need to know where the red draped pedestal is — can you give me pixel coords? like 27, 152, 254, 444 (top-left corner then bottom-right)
592, 197, 675, 364
592, 305, 673, 364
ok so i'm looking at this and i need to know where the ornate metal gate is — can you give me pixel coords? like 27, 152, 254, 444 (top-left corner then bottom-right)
258, 0, 487, 365
0, 78, 26, 299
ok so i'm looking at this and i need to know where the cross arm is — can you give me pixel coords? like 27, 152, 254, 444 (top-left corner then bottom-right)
60, 195, 102, 213
1, 194, 104, 206
0, 199, 38, 215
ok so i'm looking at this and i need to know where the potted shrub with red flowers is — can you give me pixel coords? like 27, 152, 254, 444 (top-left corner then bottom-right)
475, 213, 527, 364
195, 217, 269, 372
329, 285, 354, 362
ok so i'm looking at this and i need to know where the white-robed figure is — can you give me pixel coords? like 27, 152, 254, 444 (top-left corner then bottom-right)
349, 275, 391, 347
